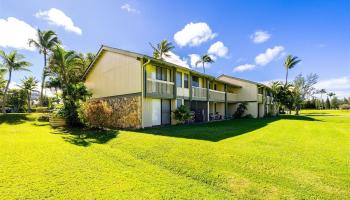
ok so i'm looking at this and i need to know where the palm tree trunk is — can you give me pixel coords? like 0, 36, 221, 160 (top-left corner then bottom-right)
2, 70, 12, 113
203, 63, 205, 74
27, 91, 31, 112
40, 53, 47, 106
285, 68, 289, 85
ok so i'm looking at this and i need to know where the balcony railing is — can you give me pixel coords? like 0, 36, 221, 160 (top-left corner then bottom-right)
146, 79, 174, 98
176, 87, 190, 99
192, 86, 207, 101
209, 89, 225, 102
257, 94, 263, 103
266, 96, 271, 104
227, 92, 237, 102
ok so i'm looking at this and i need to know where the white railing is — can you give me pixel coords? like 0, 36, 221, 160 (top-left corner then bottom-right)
227, 92, 237, 102
257, 94, 263, 103
146, 79, 174, 97
192, 86, 207, 100
209, 89, 225, 101
176, 87, 190, 98
266, 96, 271, 104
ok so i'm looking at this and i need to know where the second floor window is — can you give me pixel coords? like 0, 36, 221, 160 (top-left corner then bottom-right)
156, 67, 168, 81
176, 72, 182, 87
192, 76, 199, 87
184, 74, 189, 88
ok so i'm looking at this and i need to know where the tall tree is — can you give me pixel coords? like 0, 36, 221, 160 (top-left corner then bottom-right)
293, 73, 318, 115
195, 54, 214, 74
48, 45, 90, 125
318, 89, 327, 109
29, 29, 60, 106
284, 55, 301, 85
0, 50, 31, 113
149, 40, 174, 60
19, 76, 38, 112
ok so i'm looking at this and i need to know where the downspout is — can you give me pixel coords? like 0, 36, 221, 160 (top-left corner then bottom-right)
141, 58, 151, 128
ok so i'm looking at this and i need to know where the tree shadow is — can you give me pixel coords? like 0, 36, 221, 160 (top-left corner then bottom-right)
0, 114, 35, 125
135, 115, 321, 142
52, 127, 119, 147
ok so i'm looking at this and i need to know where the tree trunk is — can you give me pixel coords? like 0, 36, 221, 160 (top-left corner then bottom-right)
203, 63, 205, 74
2, 70, 12, 113
285, 68, 289, 85
40, 53, 47, 106
28, 91, 31, 112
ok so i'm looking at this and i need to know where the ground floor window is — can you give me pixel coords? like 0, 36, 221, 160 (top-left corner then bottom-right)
176, 99, 183, 108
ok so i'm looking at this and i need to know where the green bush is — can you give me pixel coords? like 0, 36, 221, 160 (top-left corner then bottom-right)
234, 103, 247, 118
37, 114, 50, 122
78, 100, 112, 128
173, 105, 191, 124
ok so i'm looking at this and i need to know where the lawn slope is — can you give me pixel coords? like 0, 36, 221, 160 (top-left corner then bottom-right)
0, 110, 349, 199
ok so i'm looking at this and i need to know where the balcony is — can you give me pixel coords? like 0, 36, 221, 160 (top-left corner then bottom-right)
266, 96, 271, 104
257, 94, 263, 103
209, 89, 225, 102
146, 79, 174, 98
176, 87, 190, 99
192, 86, 207, 101
227, 92, 237, 102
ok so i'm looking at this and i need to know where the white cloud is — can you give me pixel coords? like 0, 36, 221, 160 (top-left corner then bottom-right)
0, 17, 37, 51
162, 51, 189, 68
255, 46, 285, 66
35, 8, 82, 35
251, 30, 271, 44
174, 22, 217, 47
315, 77, 350, 98
121, 3, 140, 14
208, 41, 228, 58
189, 54, 201, 67
233, 64, 256, 72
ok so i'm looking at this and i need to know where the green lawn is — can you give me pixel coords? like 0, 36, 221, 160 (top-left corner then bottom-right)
0, 110, 349, 199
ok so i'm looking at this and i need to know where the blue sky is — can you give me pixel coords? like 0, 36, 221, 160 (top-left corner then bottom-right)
1, 0, 350, 97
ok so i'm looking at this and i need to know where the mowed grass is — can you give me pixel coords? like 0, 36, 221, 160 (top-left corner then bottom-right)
0, 110, 349, 199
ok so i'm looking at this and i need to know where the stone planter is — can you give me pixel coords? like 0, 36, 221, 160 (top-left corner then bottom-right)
50, 116, 66, 128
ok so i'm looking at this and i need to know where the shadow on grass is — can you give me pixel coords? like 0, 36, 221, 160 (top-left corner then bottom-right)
0, 113, 35, 125
52, 127, 119, 147
135, 115, 321, 142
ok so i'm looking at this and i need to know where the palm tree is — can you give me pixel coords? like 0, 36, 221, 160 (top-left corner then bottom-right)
284, 55, 301, 85
149, 40, 174, 60
0, 50, 31, 113
327, 92, 336, 109
19, 76, 38, 112
195, 54, 214, 74
29, 29, 60, 106
318, 89, 327, 109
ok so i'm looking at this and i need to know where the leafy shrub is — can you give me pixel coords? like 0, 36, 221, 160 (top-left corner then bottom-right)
234, 103, 247, 118
244, 114, 254, 119
339, 104, 350, 110
37, 114, 50, 122
173, 105, 191, 124
52, 104, 66, 118
78, 100, 112, 128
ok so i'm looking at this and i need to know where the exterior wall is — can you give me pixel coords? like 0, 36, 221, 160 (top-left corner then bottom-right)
85, 51, 142, 98
218, 76, 258, 101
246, 102, 258, 118
88, 94, 142, 129
143, 97, 153, 127
258, 103, 265, 118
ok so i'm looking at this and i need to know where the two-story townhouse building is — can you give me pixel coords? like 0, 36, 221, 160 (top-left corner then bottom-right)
83, 45, 275, 129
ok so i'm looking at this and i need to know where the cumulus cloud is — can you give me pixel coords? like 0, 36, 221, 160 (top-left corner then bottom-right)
255, 46, 285, 66
174, 22, 217, 47
315, 77, 350, 98
251, 30, 271, 44
208, 41, 228, 58
188, 54, 213, 68
233, 64, 256, 72
162, 51, 189, 68
0, 17, 37, 51
35, 8, 82, 35
121, 3, 140, 14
